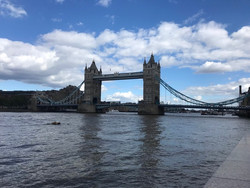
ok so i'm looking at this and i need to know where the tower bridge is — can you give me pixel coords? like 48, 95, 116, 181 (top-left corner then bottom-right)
78, 54, 163, 114
36, 54, 250, 115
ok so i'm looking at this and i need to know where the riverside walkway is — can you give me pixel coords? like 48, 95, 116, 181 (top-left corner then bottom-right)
204, 132, 250, 188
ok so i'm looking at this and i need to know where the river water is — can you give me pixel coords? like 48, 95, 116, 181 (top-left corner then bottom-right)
0, 112, 249, 188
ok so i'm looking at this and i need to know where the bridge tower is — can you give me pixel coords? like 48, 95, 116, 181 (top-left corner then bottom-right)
78, 60, 102, 113
138, 54, 164, 115
238, 86, 250, 117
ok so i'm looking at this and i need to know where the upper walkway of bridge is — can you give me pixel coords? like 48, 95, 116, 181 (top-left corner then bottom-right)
93, 72, 143, 81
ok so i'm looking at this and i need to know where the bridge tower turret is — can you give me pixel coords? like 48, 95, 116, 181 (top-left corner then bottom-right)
143, 54, 160, 104
78, 60, 102, 113
138, 54, 164, 115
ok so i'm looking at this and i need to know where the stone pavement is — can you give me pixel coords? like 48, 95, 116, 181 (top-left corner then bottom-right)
204, 133, 250, 188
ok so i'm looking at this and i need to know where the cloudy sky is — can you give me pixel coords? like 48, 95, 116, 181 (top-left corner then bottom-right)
0, 0, 250, 103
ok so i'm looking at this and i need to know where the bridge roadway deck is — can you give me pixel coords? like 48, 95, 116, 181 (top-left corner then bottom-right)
37, 104, 78, 107
204, 132, 250, 188
96, 103, 138, 109
37, 103, 250, 111
96, 103, 250, 111
93, 72, 143, 81
159, 104, 250, 111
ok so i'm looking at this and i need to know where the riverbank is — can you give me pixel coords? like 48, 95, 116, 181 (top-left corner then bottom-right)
0, 108, 30, 112
236, 111, 250, 118
205, 132, 250, 187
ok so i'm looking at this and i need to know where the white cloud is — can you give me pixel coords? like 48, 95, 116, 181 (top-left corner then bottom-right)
0, 38, 60, 86
148, 22, 192, 53
168, 0, 177, 4
231, 26, 250, 41
160, 55, 179, 67
106, 91, 142, 103
105, 15, 115, 25
96, 29, 117, 45
183, 78, 250, 102
193, 58, 250, 73
80, 83, 84, 91
102, 85, 107, 92
55, 0, 64, 3
173, 98, 179, 102
195, 61, 232, 73
51, 18, 62, 22
0, 0, 27, 18
77, 22, 83, 26
183, 9, 204, 25
0, 53, 10, 63
195, 95, 202, 100
1, 21, 250, 89
195, 21, 230, 49
97, 0, 112, 7
41, 29, 97, 49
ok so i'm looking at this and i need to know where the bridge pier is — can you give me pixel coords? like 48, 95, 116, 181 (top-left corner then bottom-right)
138, 103, 164, 115
78, 103, 97, 113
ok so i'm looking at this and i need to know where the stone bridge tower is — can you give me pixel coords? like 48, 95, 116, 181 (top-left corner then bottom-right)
138, 54, 164, 115
78, 60, 102, 113
238, 86, 250, 117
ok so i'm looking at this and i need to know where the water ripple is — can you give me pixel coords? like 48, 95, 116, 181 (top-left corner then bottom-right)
0, 112, 249, 187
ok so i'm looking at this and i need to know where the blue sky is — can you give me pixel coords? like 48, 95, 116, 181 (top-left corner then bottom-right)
0, 0, 250, 103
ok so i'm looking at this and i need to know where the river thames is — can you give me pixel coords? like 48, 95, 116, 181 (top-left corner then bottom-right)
0, 112, 249, 187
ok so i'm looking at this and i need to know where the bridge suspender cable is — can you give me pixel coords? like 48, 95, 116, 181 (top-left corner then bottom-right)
37, 80, 85, 105
160, 78, 207, 105
38, 76, 248, 107
160, 78, 249, 106
54, 80, 85, 105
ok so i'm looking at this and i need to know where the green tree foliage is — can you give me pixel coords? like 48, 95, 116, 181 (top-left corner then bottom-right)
0, 95, 30, 107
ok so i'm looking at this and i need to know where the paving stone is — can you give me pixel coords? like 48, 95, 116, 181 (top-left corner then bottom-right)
213, 160, 250, 181
226, 144, 250, 162
204, 133, 250, 187
204, 177, 250, 188
238, 134, 250, 145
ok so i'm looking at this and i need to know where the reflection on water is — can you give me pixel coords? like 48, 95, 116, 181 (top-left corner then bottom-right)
78, 114, 105, 186
80, 114, 103, 165
0, 112, 250, 187
138, 116, 162, 187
